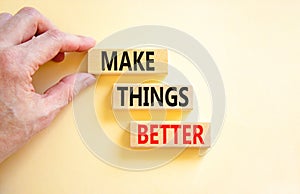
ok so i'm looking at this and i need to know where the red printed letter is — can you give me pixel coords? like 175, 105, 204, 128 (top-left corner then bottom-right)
138, 124, 148, 144
183, 124, 191, 144
193, 125, 204, 144
171, 125, 180, 144
160, 124, 170, 144
150, 124, 159, 144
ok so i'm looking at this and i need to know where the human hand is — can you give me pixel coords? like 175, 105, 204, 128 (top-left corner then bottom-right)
0, 7, 96, 163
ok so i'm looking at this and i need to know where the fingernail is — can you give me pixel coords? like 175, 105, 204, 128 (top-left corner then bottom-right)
85, 36, 96, 45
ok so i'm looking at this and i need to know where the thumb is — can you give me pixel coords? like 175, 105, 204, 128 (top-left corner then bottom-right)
41, 73, 96, 126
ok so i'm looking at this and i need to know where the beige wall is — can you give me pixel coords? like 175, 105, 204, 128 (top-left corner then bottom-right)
0, 1, 299, 193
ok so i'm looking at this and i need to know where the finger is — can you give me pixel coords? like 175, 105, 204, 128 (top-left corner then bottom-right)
0, 7, 55, 47
0, 13, 12, 27
20, 29, 95, 68
42, 73, 96, 122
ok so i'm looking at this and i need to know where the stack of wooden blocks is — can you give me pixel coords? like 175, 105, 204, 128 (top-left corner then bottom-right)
88, 48, 210, 148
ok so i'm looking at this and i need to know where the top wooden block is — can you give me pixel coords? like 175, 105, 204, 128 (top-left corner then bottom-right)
88, 49, 168, 75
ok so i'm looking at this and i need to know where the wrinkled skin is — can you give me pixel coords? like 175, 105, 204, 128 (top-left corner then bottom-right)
0, 7, 96, 163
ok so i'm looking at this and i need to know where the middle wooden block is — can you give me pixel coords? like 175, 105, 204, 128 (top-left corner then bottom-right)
112, 83, 193, 110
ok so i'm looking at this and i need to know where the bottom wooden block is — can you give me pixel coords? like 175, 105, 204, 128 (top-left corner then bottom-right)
130, 121, 210, 147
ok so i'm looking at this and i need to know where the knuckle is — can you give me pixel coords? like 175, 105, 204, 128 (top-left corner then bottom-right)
17, 7, 42, 31
60, 79, 74, 103
0, 12, 12, 18
48, 29, 64, 41
19, 7, 40, 17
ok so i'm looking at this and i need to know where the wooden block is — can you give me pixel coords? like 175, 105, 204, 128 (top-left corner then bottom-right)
88, 49, 168, 75
130, 121, 210, 147
112, 83, 193, 110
